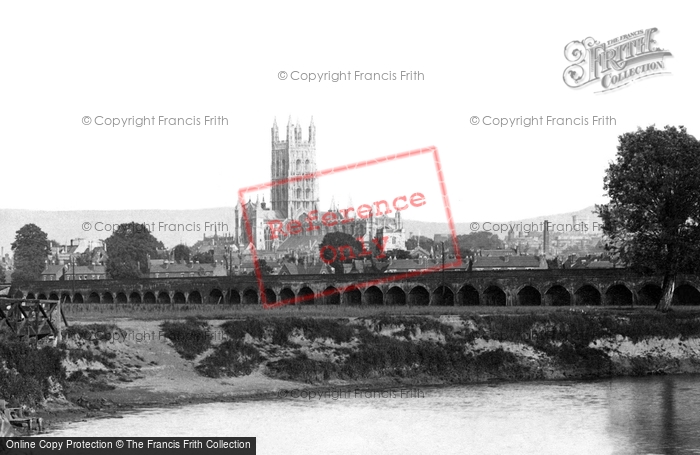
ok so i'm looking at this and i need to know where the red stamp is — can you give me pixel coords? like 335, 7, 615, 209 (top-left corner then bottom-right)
237, 145, 460, 309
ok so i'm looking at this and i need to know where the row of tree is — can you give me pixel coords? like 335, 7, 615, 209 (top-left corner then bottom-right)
10, 222, 166, 282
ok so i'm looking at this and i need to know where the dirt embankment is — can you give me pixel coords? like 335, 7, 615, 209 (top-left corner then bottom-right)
9, 311, 700, 430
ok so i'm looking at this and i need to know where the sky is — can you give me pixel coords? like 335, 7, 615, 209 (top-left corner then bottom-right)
1, 1, 697, 225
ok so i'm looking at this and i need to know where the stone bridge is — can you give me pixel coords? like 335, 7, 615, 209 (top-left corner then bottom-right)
9, 269, 700, 307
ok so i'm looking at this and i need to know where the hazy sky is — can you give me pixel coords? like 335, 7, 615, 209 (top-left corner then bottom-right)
1, 1, 696, 223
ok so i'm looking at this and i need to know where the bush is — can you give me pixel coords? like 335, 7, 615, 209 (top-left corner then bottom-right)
196, 340, 263, 378
0, 341, 65, 406
160, 317, 212, 360
266, 353, 340, 383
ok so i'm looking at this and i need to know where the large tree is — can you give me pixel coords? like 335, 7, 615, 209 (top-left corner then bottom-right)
319, 232, 364, 274
597, 125, 700, 311
11, 224, 51, 282
105, 222, 165, 279
173, 244, 191, 262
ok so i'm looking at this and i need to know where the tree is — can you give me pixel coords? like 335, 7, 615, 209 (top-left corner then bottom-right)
11, 224, 50, 282
173, 244, 191, 262
319, 232, 364, 274
405, 235, 434, 252
597, 125, 700, 312
105, 222, 165, 279
256, 259, 274, 275
456, 231, 504, 257
192, 250, 214, 264
0, 266, 5, 283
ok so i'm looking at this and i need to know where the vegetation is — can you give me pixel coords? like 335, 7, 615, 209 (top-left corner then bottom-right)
456, 231, 504, 257
597, 125, 700, 311
196, 341, 263, 378
319, 232, 365, 274
105, 222, 165, 279
173, 244, 191, 262
160, 317, 213, 360
64, 323, 127, 344
11, 223, 51, 282
0, 340, 65, 406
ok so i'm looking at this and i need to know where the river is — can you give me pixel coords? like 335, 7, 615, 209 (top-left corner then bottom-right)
47, 375, 700, 454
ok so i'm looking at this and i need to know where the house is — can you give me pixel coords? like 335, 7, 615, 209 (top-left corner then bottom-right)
384, 258, 438, 273
41, 265, 65, 281
408, 246, 431, 259
470, 255, 545, 271
278, 262, 332, 275
148, 261, 219, 278
63, 264, 107, 280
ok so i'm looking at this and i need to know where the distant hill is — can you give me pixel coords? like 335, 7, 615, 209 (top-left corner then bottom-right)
0, 205, 602, 255
401, 205, 602, 240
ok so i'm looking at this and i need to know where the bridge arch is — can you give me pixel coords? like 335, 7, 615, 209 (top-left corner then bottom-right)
483, 285, 506, 306
73, 293, 84, 303
574, 284, 601, 306
26, 293, 35, 300
407, 285, 430, 305
517, 285, 541, 306
385, 286, 406, 305
37, 293, 47, 300
13, 291, 23, 299
264, 288, 277, 305
298, 286, 315, 304
323, 286, 340, 305
279, 288, 295, 305
638, 283, 662, 306
101, 292, 113, 303
242, 288, 258, 305
544, 285, 571, 306
457, 285, 480, 305
431, 285, 455, 306
87, 292, 100, 303
209, 288, 224, 304
228, 289, 241, 304
343, 286, 362, 305
605, 283, 633, 306
143, 291, 156, 304
129, 292, 141, 304
173, 291, 186, 303
157, 291, 171, 304
60, 293, 71, 303
49, 293, 59, 301
115, 292, 127, 303
187, 291, 202, 304
674, 283, 700, 305
363, 286, 384, 305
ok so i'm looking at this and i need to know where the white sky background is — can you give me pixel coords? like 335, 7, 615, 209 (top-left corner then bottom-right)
1, 1, 697, 223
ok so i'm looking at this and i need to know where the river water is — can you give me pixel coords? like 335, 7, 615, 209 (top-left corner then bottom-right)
48, 375, 700, 454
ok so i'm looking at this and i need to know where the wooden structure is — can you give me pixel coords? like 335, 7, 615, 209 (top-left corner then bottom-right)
0, 400, 43, 433
0, 297, 65, 341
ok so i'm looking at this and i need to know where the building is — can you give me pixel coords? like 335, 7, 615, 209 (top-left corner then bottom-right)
233, 118, 407, 258
148, 260, 224, 279
62, 264, 107, 280
41, 265, 65, 281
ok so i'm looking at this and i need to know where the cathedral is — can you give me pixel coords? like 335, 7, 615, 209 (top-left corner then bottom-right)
233, 118, 406, 256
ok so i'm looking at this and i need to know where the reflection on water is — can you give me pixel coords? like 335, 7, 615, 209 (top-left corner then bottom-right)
49, 375, 700, 455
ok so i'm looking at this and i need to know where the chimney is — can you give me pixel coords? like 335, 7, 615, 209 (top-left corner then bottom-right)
543, 220, 550, 256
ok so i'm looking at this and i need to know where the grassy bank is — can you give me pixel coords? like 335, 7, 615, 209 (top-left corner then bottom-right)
3, 309, 700, 425
61, 302, 700, 321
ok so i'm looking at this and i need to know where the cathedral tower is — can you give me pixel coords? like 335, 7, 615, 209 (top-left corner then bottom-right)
270, 116, 319, 219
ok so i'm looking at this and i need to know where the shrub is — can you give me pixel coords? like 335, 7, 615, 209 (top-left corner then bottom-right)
196, 340, 263, 378
160, 317, 212, 360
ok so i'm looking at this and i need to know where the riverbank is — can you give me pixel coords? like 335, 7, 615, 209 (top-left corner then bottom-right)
5, 308, 700, 432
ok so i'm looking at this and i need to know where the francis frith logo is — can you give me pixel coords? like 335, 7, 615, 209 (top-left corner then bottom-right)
563, 28, 672, 93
